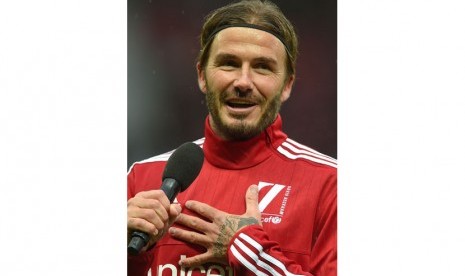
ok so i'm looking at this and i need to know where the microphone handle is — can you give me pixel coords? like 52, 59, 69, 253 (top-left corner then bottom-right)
160, 178, 180, 203
127, 178, 180, 255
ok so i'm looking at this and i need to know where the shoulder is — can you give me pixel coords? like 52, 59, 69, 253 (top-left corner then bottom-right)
274, 137, 337, 170
127, 138, 205, 174
127, 150, 172, 175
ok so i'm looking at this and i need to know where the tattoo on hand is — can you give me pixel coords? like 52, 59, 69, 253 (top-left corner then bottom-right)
213, 216, 259, 258
238, 217, 259, 229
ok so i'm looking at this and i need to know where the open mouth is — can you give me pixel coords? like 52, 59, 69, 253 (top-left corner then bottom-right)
227, 101, 256, 108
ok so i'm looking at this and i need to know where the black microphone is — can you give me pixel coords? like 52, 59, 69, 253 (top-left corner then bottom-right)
127, 142, 204, 255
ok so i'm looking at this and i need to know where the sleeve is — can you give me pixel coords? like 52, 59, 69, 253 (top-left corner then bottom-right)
127, 165, 154, 276
227, 172, 337, 276
308, 172, 337, 275
227, 225, 316, 276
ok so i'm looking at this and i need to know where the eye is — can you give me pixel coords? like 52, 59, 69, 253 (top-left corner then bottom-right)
254, 62, 274, 74
217, 59, 239, 69
256, 62, 271, 70
212, 54, 242, 70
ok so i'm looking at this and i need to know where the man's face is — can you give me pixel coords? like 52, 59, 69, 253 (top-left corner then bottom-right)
197, 27, 294, 141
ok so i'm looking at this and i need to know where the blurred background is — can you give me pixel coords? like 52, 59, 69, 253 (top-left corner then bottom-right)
128, 0, 337, 169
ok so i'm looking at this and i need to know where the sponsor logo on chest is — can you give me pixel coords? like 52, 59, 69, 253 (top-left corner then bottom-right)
155, 255, 232, 276
257, 181, 291, 225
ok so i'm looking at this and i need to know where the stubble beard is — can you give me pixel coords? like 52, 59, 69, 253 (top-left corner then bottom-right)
205, 82, 283, 141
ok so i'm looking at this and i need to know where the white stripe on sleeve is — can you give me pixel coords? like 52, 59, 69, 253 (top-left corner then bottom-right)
282, 141, 336, 165
277, 146, 337, 168
231, 245, 268, 276
238, 233, 303, 276
127, 138, 205, 174
234, 239, 282, 275
285, 139, 336, 161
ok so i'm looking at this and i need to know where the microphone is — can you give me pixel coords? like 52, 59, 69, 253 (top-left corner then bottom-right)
127, 142, 204, 255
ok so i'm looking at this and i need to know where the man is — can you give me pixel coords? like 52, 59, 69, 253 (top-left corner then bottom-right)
127, 0, 337, 275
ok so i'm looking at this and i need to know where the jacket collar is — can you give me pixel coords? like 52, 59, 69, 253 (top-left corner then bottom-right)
202, 114, 287, 170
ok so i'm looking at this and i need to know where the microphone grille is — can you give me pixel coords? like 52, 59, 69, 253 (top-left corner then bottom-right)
162, 142, 204, 191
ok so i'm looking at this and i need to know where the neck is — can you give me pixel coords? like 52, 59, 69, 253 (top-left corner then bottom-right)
202, 115, 287, 169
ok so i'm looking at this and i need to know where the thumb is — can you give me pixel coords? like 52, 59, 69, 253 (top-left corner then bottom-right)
167, 203, 182, 226
245, 185, 261, 221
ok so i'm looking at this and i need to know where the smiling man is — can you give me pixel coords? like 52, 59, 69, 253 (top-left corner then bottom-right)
127, 1, 337, 275
200, 26, 294, 141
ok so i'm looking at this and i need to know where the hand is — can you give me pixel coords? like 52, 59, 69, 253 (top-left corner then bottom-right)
168, 185, 261, 266
127, 190, 182, 251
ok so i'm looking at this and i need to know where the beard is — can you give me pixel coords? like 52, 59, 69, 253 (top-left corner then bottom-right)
205, 82, 283, 141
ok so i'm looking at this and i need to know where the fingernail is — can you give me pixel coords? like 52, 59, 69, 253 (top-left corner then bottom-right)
250, 185, 258, 193
185, 201, 192, 208
168, 227, 176, 235
175, 204, 182, 214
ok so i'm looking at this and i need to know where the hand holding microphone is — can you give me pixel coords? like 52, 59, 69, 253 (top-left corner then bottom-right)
127, 142, 204, 255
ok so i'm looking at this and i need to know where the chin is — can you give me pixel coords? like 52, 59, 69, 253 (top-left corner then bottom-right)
217, 119, 262, 140
224, 117, 258, 129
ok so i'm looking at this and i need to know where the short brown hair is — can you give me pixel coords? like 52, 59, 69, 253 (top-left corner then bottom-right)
198, 0, 298, 77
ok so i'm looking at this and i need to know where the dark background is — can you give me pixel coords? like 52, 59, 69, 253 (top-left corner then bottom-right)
128, 0, 337, 169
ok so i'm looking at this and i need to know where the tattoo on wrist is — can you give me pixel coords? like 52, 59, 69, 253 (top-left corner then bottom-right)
213, 216, 259, 258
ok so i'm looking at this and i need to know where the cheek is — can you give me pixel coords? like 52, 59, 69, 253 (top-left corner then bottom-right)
254, 78, 283, 99
206, 70, 233, 91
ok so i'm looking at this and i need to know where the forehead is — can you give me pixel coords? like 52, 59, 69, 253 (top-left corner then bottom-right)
209, 27, 287, 62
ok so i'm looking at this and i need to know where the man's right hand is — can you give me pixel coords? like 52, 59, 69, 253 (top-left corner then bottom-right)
127, 190, 182, 251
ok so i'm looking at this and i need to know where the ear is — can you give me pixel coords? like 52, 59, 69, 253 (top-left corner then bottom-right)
280, 74, 295, 103
197, 62, 207, 94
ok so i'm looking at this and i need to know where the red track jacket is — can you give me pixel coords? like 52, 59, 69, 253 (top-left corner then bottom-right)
128, 115, 337, 276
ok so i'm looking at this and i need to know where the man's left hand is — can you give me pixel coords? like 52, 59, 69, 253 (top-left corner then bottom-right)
168, 184, 262, 266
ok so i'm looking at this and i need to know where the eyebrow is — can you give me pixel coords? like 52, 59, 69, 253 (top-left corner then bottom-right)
213, 53, 237, 63
213, 53, 278, 65
253, 56, 278, 66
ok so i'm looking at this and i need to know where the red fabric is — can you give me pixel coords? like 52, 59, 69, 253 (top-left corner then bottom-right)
127, 115, 337, 276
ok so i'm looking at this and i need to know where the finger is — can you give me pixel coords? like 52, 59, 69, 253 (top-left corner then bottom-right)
128, 201, 169, 226
167, 204, 182, 225
128, 197, 169, 212
245, 185, 261, 220
168, 227, 210, 247
179, 252, 218, 267
169, 203, 182, 217
174, 213, 211, 232
127, 217, 159, 236
185, 200, 222, 221
128, 210, 166, 234
146, 204, 182, 247
134, 190, 171, 209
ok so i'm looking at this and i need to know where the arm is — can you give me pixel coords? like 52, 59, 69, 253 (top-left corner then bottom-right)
169, 183, 337, 275
229, 191, 336, 276
228, 225, 313, 275
127, 165, 182, 276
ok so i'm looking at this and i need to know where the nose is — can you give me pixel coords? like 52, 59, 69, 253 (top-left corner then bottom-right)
233, 66, 253, 96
